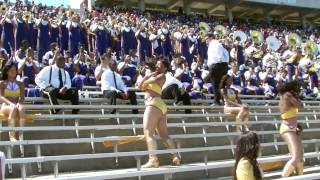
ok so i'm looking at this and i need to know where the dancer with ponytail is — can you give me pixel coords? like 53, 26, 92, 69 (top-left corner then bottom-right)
279, 81, 304, 177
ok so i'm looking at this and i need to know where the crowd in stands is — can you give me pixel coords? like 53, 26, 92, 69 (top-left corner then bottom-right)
0, 0, 319, 108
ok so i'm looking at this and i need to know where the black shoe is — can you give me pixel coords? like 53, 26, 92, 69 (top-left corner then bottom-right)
50, 109, 60, 114
211, 101, 222, 106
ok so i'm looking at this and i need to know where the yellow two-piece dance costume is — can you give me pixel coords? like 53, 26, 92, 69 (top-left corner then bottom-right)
4, 81, 20, 98
226, 89, 237, 102
236, 157, 263, 180
224, 88, 238, 118
144, 82, 167, 114
279, 108, 298, 135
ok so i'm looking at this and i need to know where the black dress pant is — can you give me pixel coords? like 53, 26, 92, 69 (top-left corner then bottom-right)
209, 62, 228, 104
103, 90, 138, 114
161, 84, 191, 114
42, 87, 79, 114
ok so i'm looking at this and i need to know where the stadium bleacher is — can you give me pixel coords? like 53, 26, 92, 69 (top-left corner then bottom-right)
1, 94, 320, 179
0, 0, 320, 179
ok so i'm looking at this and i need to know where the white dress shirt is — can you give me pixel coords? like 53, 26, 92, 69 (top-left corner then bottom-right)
163, 72, 183, 90
101, 69, 127, 93
35, 64, 71, 89
42, 51, 54, 64
207, 40, 229, 67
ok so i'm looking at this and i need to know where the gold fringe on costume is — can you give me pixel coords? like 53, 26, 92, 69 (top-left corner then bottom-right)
103, 135, 145, 148
260, 161, 283, 171
0, 113, 36, 123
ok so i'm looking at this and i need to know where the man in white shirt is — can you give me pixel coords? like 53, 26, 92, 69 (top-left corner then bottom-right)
206, 33, 229, 105
101, 60, 138, 114
161, 72, 191, 114
35, 56, 79, 114
42, 42, 58, 66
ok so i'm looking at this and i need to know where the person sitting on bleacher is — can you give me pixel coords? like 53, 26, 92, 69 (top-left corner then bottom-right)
233, 131, 263, 180
73, 45, 90, 76
117, 54, 137, 87
220, 74, 249, 131
95, 51, 110, 84
0, 62, 26, 141
72, 62, 85, 91
42, 42, 58, 66
35, 55, 79, 114
162, 72, 191, 114
0, 44, 9, 69
64, 50, 74, 80
18, 48, 40, 87
14, 40, 29, 62
101, 59, 138, 114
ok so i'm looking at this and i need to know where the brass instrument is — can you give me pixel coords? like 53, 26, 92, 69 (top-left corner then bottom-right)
0, 4, 7, 16
266, 36, 280, 51
308, 65, 318, 73
233, 30, 247, 44
288, 33, 301, 47
305, 40, 318, 57
252, 49, 264, 59
199, 22, 210, 37
23, 12, 32, 22
214, 25, 226, 36
305, 40, 319, 73
250, 30, 263, 44
286, 53, 300, 64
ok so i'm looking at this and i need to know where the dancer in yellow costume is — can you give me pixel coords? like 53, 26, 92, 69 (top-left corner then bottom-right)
220, 74, 249, 131
233, 131, 263, 180
279, 81, 304, 177
138, 58, 181, 168
0, 62, 26, 141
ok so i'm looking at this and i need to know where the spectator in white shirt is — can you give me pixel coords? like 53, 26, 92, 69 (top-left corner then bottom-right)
206, 33, 229, 105
101, 60, 138, 114
94, 52, 110, 84
162, 72, 191, 114
42, 42, 58, 66
14, 40, 29, 62
35, 55, 79, 114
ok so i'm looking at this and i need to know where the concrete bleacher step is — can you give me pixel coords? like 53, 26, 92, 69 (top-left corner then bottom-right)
3, 103, 320, 179
203, 165, 320, 180
7, 153, 320, 180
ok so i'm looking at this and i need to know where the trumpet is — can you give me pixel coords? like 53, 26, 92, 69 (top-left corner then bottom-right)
23, 12, 32, 22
